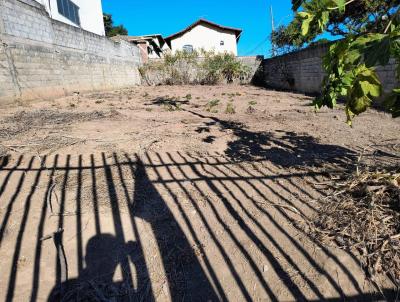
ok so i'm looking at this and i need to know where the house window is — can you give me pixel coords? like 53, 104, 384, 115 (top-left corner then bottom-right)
220, 41, 225, 46
57, 0, 80, 26
182, 45, 194, 53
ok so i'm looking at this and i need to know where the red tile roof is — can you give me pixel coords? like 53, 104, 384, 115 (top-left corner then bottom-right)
164, 19, 242, 43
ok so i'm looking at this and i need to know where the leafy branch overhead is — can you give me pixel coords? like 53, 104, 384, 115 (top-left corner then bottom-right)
282, 0, 400, 124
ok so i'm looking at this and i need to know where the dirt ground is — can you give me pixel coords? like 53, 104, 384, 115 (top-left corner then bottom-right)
0, 84, 399, 301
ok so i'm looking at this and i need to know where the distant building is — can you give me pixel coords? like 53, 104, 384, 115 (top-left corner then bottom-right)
111, 35, 169, 63
33, 0, 105, 36
164, 19, 242, 56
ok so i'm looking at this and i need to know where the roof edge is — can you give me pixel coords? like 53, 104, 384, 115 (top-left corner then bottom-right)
165, 19, 242, 42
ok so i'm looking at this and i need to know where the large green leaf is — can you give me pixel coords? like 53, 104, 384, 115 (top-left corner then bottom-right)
359, 80, 381, 97
318, 11, 330, 31
298, 12, 315, 36
345, 49, 362, 65
363, 34, 391, 67
348, 95, 372, 115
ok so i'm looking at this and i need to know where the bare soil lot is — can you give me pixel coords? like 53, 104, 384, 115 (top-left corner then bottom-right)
0, 85, 399, 301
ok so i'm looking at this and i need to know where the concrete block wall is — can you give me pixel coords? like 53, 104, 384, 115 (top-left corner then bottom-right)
260, 43, 397, 94
0, 0, 141, 105
237, 56, 264, 84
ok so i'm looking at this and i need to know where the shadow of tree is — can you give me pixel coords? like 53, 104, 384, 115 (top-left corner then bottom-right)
187, 109, 356, 168
148, 97, 190, 107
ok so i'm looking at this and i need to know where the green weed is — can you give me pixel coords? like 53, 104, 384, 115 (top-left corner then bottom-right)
225, 102, 236, 114
206, 99, 220, 113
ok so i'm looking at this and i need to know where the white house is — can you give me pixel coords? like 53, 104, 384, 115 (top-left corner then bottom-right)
33, 0, 105, 36
164, 19, 242, 56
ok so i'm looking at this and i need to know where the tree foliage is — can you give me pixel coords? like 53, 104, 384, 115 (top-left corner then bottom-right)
103, 13, 128, 37
271, 23, 308, 55
284, 0, 400, 124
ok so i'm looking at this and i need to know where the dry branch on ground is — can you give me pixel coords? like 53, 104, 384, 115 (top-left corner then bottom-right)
310, 169, 400, 285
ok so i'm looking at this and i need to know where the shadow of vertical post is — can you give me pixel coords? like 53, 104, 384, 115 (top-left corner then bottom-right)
55, 154, 71, 287
101, 153, 134, 289
30, 154, 59, 302
6, 155, 47, 302
114, 153, 155, 301
0, 156, 34, 246
132, 154, 220, 301
76, 155, 83, 274
0, 155, 24, 201
90, 154, 101, 234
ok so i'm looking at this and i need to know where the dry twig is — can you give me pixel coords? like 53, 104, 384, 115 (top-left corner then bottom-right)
309, 168, 400, 284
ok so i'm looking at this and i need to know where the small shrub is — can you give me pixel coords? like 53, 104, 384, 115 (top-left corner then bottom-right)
139, 49, 251, 86
185, 94, 192, 100
206, 99, 220, 113
175, 102, 182, 111
200, 51, 251, 84
145, 108, 153, 112
225, 102, 236, 114
164, 104, 174, 111
248, 100, 257, 106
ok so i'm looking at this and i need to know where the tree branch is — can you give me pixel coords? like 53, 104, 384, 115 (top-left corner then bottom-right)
328, 0, 358, 10
384, 8, 399, 34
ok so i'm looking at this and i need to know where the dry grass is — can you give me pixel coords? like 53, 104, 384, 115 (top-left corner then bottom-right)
0, 109, 121, 139
310, 169, 400, 285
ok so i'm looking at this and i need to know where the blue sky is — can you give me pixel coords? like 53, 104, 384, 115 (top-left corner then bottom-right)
101, 0, 296, 57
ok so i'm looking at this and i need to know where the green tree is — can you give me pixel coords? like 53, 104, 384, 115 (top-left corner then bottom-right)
271, 23, 308, 55
103, 13, 128, 37
283, 0, 400, 124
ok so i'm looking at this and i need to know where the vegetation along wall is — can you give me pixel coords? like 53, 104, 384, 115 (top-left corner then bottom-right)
0, 0, 142, 105
260, 43, 397, 95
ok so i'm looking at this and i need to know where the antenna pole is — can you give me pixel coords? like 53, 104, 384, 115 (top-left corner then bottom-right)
270, 5, 276, 56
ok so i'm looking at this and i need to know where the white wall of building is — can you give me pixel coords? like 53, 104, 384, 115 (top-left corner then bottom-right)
170, 24, 238, 56
34, 0, 105, 36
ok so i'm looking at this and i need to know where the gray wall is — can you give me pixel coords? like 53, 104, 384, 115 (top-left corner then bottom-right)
237, 56, 264, 84
0, 0, 142, 105
260, 43, 397, 94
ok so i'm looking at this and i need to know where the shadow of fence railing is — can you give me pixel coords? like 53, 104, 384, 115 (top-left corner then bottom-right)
0, 150, 397, 301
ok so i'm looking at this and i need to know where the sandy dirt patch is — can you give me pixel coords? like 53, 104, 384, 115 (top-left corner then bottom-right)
0, 85, 399, 301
